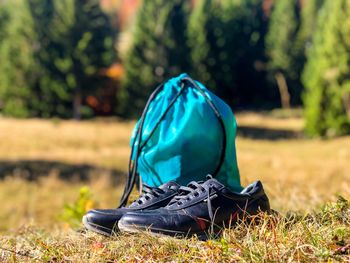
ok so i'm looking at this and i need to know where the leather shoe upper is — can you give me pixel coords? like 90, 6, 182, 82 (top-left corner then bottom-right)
83, 181, 180, 235
118, 176, 270, 236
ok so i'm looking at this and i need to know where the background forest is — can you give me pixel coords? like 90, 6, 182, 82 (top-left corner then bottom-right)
1, 0, 349, 137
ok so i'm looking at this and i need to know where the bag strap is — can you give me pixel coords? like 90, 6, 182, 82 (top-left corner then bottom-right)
118, 76, 227, 207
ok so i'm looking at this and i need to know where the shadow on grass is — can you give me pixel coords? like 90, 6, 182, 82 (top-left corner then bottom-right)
237, 126, 303, 140
0, 160, 125, 184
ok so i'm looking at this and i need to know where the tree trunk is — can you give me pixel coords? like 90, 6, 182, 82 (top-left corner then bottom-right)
342, 92, 350, 118
275, 72, 291, 109
73, 89, 82, 120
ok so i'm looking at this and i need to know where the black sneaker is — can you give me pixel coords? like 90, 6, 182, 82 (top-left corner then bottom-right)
118, 176, 270, 238
82, 181, 180, 236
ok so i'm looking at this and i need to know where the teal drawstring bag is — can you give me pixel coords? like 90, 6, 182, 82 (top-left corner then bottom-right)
119, 73, 242, 207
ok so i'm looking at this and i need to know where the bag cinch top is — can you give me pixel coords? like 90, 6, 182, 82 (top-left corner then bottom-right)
119, 73, 242, 207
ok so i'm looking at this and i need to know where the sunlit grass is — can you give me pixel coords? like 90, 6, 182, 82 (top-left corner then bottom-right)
0, 112, 349, 261
1, 199, 349, 262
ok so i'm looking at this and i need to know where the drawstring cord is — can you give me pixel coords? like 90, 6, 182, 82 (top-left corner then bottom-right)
118, 82, 167, 207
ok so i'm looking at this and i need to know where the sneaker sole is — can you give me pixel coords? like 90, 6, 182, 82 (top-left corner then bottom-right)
82, 215, 116, 237
118, 209, 274, 240
118, 220, 213, 240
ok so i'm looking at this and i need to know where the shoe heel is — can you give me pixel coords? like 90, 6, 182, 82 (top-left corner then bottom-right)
252, 194, 271, 213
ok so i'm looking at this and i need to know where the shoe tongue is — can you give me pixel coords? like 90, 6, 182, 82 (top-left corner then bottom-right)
158, 181, 180, 191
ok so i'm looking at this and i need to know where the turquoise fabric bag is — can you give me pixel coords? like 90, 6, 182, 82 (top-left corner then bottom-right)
119, 73, 242, 206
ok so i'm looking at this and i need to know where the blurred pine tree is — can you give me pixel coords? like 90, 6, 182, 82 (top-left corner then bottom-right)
0, 0, 40, 117
0, 0, 116, 119
292, 0, 324, 105
30, 0, 116, 119
0, 4, 8, 40
303, 0, 350, 137
120, 0, 190, 117
188, 0, 270, 108
295, 0, 324, 54
266, 0, 302, 108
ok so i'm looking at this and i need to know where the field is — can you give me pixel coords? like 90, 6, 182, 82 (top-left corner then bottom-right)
0, 112, 349, 262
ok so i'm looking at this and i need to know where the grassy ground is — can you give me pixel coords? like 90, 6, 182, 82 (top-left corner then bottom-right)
0, 112, 349, 262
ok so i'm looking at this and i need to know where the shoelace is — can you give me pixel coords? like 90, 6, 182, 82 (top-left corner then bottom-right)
168, 179, 216, 223
130, 184, 166, 206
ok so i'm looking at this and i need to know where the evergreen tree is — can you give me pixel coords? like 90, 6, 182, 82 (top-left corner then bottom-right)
302, 0, 350, 137
188, 0, 269, 108
29, 0, 116, 119
120, 0, 190, 117
291, 0, 325, 105
0, 0, 116, 119
187, 0, 213, 90
0, 4, 8, 40
295, 0, 324, 54
265, 0, 301, 108
0, 0, 40, 117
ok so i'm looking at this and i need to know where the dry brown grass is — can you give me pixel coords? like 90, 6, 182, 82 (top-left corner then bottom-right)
236, 112, 350, 212
0, 112, 349, 262
0, 118, 134, 169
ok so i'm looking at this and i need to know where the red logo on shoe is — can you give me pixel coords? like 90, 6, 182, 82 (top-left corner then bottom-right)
230, 210, 238, 223
196, 218, 207, 230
